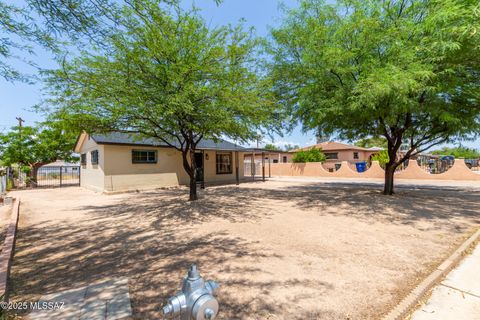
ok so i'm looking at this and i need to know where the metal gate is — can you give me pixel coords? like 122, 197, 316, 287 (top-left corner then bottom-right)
36, 166, 80, 188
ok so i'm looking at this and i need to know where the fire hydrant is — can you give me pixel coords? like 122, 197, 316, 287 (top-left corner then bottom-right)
162, 264, 220, 320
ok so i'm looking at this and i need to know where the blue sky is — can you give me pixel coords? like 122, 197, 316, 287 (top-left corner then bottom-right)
0, 0, 478, 150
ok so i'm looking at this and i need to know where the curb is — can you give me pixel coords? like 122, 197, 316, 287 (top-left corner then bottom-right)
0, 198, 20, 301
383, 228, 480, 320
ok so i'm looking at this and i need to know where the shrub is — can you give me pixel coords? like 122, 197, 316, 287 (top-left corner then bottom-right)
292, 148, 326, 163
6, 178, 13, 191
371, 150, 389, 167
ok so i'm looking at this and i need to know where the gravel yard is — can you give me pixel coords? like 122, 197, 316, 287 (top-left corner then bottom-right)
7, 180, 480, 319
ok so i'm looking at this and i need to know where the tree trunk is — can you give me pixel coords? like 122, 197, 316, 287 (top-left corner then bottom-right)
28, 164, 42, 188
383, 164, 396, 195
180, 148, 198, 201
189, 173, 198, 201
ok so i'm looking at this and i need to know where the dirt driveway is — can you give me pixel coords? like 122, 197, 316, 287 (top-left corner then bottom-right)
8, 181, 480, 319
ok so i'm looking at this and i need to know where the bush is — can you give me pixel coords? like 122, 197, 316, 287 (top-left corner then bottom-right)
371, 150, 389, 167
6, 178, 13, 191
292, 148, 326, 163
21, 166, 31, 174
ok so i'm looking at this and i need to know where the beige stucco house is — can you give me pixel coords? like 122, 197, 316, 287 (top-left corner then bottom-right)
74, 132, 247, 193
292, 141, 381, 171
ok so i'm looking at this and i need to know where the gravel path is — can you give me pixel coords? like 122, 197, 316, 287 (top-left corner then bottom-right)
7, 181, 480, 319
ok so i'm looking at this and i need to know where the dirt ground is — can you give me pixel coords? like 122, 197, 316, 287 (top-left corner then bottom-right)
7, 180, 480, 319
0, 204, 11, 253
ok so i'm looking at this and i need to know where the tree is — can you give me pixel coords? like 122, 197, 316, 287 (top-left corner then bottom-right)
355, 136, 387, 149
43, 1, 277, 201
0, 0, 121, 82
284, 143, 300, 151
0, 124, 78, 185
1, 0, 224, 82
264, 143, 280, 151
292, 148, 326, 163
432, 146, 480, 159
269, 0, 480, 194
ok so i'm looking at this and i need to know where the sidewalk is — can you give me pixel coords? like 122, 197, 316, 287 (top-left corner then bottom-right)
410, 242, 480, 319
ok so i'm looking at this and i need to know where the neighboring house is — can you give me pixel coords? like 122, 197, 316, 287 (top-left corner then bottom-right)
38, 160, 81, 174
292, 141, 380, 171
74, 132, 248, 193
243, 149, 293, 164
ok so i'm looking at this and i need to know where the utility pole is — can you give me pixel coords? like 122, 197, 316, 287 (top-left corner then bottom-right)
16, 117, 24, 128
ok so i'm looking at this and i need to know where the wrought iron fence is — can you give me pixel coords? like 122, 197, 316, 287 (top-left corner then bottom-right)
36, 166, 80, 188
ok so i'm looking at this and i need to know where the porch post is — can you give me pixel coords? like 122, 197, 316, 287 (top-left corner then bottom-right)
201, 150, 205, 189
268, 152, 271, 178
252, 151, 255, 181
235, 151, 239, 185
262, 152, 265, 182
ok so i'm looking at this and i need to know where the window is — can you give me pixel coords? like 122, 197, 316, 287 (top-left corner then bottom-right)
132, 150, 157, 163
80, 153, 86, 165
91, 150, 99, 165
283, 156, 288, 163
216, 152, 232, 174
273, 159, 279, 163
353, 152, 359, 159
325, 152, 338, 160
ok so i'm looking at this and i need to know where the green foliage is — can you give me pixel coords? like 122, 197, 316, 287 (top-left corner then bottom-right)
292, 148, 326, 163
284, 144, 300, 151
371, 150, 390, 166
43, 0, 280, 200
264, 143, 280, 151
45, 1, 277, 143
0, 124, 78, 167
432, 146, 480, 159
270, 0, 480, 193
355, 137, 387, 149
6, 178, 13, 191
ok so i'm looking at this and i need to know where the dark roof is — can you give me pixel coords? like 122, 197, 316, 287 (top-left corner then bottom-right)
91, 132, 246, 151
243, 148, 291, 153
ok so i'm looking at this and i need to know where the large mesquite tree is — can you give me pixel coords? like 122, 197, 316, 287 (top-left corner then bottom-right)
44, 0, 277, 200
270, 0, 480, 194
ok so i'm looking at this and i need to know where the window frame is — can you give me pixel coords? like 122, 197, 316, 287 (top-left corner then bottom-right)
353, 152, 359, 159
91, 150, 99, 165
132, 149, 158, 164
80, 153, 87, 165
325, 152, 338, 160
216, 152, 233, 174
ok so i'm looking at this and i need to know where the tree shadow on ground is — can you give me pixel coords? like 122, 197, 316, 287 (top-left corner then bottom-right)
8, 182, 480, 319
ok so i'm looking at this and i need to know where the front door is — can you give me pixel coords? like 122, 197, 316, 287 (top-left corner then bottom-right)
194, 152, 204, 182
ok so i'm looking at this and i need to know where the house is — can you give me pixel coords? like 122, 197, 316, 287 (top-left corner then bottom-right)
74, 132, 248, 193
242, 148, 294, 177
243, 149, 293, 164
292, 141, 380, 171
38, 160, 80, 174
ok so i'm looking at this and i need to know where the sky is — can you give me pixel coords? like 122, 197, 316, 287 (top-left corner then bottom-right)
0, 0, 478, 150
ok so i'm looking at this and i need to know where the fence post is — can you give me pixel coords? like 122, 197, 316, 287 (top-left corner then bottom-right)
59, 167, 63, 187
